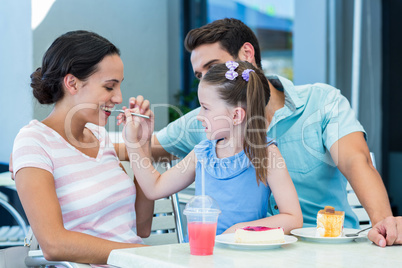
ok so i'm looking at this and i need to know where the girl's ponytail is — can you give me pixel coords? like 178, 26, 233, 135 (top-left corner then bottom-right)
202, 61, 271, 184
244, 70, 269, 185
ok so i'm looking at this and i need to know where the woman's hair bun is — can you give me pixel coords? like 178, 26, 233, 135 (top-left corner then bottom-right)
31, 67, 63, 104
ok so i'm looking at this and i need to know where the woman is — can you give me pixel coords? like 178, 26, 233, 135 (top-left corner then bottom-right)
12, 30, 153, 265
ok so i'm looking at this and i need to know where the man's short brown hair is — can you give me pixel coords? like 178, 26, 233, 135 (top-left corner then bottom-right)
184, 18, 262, 69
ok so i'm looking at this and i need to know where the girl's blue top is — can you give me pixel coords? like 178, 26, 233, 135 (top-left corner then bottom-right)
194, 138, 276, 235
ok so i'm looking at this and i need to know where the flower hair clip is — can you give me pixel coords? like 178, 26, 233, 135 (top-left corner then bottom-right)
242, 69, 255, 82
225, 70, 238, 80
225, 61, 239, 80
225, 61, 239, 70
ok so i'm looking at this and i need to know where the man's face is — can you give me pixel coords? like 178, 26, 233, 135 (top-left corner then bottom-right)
190, 42, 236, 80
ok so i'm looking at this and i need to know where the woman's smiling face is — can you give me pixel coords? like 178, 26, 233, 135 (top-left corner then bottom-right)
72, 54, 124, 126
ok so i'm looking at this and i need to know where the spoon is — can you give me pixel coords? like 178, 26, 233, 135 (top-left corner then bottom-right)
345, 226, 372, 237
111, 109, 150, 119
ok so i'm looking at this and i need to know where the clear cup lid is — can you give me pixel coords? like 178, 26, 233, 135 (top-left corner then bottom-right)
183, 195, 221, 215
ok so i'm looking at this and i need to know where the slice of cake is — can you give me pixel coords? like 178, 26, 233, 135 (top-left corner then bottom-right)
316, 206, 345, 237
235, 226, 285, 244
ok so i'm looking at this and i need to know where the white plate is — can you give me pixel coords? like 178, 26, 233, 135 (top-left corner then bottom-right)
215, 234, 297, 250
290, 227, 368, 243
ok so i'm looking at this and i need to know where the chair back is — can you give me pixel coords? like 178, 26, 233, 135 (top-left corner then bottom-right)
121, 160, 184, 245
346, 152, 376, 228
142, 194, 183, 245
0, 184, 28, 248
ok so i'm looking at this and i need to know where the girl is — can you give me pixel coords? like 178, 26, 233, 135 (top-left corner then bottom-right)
123, 61, 303, 235
12, 30, 153, 265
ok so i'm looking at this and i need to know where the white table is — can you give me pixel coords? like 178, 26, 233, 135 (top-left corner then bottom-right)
107, 237, 402, 267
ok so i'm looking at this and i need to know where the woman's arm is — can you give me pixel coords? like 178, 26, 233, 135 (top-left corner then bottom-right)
134, 178, 154, 238
15, 167, 146, 264
117, 148, 154, 238
114, 142, 128, 161
223, 145, 303, 234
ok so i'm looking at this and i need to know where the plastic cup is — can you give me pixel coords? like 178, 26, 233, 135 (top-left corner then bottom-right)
183, 195, 221, 256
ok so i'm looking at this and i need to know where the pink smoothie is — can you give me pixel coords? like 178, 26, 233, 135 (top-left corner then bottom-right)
187, 222, 217, 255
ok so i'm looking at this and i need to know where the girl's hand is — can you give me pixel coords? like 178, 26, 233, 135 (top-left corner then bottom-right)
117, 96, 150, 126
120, 96, 154, 150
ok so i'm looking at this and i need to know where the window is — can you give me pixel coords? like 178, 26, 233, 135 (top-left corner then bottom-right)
207, 0, 294, 80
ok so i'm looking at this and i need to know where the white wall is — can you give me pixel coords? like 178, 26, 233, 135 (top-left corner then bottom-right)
0, 0, 180, 164
0, 0, 33, 164
31, 0, 173, 132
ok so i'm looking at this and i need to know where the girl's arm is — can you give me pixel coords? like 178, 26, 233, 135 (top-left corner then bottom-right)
129, 149, 197, 200
223, 145, 303, 234
122, 108, 197, 200
15, 167, 147, 265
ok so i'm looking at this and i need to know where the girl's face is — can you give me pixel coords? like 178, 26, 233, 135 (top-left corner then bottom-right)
197, 81, 234, 140
73, 54, 124, 126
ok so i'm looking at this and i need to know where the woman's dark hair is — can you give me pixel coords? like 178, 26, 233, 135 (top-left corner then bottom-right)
185, 18, 262, 69
202, 61, 270, 184
31, 30, 120, 104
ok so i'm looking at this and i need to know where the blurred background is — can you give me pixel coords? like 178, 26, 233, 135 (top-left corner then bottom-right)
0, 0, 401, 237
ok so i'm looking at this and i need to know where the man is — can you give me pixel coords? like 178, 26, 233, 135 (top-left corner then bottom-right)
151, 18, 401, 247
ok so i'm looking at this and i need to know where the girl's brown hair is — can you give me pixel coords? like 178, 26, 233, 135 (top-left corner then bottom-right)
202, 61, 270, 184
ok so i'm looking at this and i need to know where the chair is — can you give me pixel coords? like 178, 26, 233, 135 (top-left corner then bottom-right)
0, 184, 84, 267
346, 152, 376, 228
121, 161, 185, 245
25, 250, 90, 268
0, 191, 28, 248
0, 172, 29, 248
14, 227, 89, 268
346, 184, 371, 228
142, 194, 184, 245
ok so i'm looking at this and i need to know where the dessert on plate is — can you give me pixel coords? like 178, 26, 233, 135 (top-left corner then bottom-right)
316, 206, 345, 237
234, 226, 285, 244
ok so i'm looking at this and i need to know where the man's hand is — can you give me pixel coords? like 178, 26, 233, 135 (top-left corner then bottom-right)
368, 216, 402, 247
